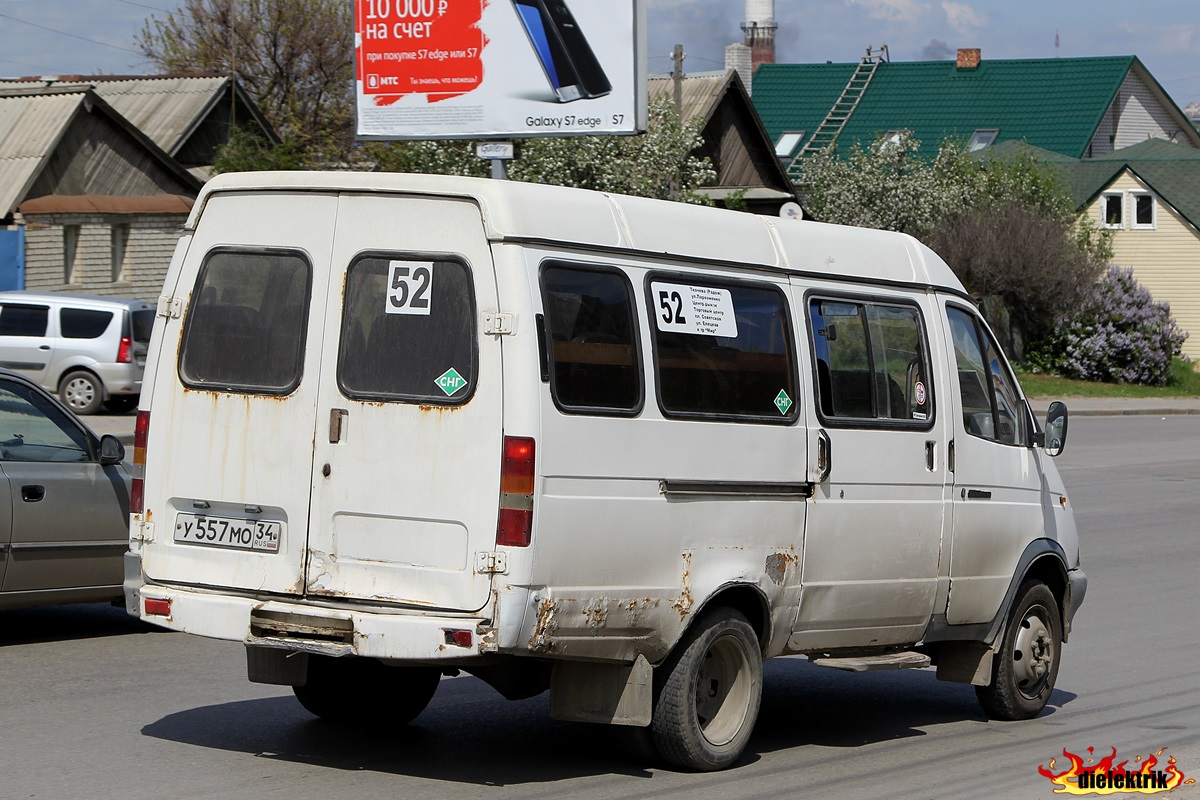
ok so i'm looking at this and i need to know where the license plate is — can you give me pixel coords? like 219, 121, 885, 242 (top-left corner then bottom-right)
174, 513, 281, 552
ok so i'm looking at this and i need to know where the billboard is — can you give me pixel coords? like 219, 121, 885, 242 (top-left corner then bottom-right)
354, 0, 647, 140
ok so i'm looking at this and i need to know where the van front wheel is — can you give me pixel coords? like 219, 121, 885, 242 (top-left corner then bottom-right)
651, 609, 762, 771
294, 655, 440, 727
59, 371, 103, 415
976, 580, 1061, 720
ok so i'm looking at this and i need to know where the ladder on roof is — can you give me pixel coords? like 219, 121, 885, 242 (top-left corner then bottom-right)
788, 43, 889, 178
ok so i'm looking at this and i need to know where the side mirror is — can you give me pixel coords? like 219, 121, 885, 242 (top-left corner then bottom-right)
99, 434, 126, 465
1043, 401, 1068, 457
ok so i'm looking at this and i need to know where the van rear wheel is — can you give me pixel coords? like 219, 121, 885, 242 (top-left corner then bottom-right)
59, 371, 103, 415
976, 580, 1061, 720
294, 655, 440, 727
650, 608, 762, 771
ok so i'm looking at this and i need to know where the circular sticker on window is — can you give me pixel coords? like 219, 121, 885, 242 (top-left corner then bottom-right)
915, 381, 927, 406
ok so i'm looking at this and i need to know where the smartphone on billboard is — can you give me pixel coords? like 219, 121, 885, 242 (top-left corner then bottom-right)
511, 0, 612, 102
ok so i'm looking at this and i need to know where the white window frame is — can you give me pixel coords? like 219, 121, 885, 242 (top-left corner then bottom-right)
967, 128, 1000, 152
1130, 191, 1156, 230
774, 131, 807, 161
111, 223, 130, 283
1100, 191, 1125, 229
64, 224, 80, 284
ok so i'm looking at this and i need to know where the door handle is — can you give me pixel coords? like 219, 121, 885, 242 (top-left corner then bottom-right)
963, 489, 992, 500
39, 345, 51, 351
329, 408, 347, 443
925, 440, 937, 471
816, 429, 832, 482
22, 484, 45, 502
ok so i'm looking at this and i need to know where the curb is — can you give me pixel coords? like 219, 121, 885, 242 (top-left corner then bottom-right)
1067, 408, 1200, 417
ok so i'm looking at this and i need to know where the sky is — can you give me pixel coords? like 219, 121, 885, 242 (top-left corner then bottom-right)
1, 0, 1197, 112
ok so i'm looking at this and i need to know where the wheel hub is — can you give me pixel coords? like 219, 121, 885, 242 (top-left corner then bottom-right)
1012, 609, 1054, 695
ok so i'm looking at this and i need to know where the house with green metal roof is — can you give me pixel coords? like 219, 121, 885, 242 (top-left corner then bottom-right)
754, 49, 1200, 360
753, 50, 1200, 179
1055, 139, 1200, 360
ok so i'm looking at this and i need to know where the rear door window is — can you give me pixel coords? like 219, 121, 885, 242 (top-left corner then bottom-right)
60, 308, 114, 339
0, 304, 49, 337
179, 249, 311, 393
541, 264, 641, 414
337, 255, 477, 404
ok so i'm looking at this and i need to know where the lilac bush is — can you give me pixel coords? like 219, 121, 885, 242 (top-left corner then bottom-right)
1040, 266, 1188, 385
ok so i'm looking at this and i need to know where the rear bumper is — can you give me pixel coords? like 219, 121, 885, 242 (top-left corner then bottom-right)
126, 558, 495, 661
92, 362, 143, 395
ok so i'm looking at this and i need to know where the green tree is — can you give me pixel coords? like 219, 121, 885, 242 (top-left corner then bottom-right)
364, 96, 716, 203
793, 132, 1109, 358
136, 0, 355, 147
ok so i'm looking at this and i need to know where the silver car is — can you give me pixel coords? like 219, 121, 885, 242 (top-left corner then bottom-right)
0, 292, 154, 415
0, 369, 130, 609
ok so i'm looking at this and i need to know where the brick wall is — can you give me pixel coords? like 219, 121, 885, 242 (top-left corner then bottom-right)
21, 213, 186, 300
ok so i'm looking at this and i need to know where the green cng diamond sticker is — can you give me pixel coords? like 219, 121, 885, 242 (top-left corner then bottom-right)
435, 368, 467, 397
774, 389, 793, 415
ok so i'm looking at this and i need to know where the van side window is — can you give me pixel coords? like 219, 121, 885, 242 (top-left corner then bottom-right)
809, 298, 933, 426
0, 304, 49, 337
947, 307, 1026, 445
179, 250, 311, 393
649, 277, 798, 422
60, 309, 114, 339
338, 256, 476, 404
541, 265, 641, 414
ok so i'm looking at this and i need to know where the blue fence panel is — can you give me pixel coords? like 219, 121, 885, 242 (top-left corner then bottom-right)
0, 228, 25, 291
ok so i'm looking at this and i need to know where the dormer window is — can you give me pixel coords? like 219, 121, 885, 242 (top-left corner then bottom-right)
1131, 191, 1156, 229
774, 132, 807, 162
967, 128, 1000, 151
1101, 191, 1124, 228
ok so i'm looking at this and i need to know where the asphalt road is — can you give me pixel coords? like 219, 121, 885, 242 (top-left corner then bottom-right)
2, 416, 1198, 799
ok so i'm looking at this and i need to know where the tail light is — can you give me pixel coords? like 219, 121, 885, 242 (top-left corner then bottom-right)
497, 436, 535, 547
131, 410, 150, 514
117, 336, 133, 364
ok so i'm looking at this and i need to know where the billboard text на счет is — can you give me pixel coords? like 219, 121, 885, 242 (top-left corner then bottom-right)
355, 0, 646, 140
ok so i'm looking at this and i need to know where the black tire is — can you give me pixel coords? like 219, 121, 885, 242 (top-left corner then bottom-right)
976, 580, 1061, 720
58, 370, 104, 415
293, 655, 441, 728
103, 395, 138, 414
650, 608, 762, 771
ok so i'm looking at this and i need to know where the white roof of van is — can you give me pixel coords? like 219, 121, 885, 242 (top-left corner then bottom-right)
190, 172, 965, 293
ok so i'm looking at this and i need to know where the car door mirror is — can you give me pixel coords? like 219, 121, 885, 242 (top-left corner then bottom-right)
1043, 401, 1068, 457
99, 434, 126, 465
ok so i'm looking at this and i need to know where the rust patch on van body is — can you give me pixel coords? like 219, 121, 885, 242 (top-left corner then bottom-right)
765, 551, 799, 586
582, 600, 609, 628
528, 598, 558, 653
672, 551, 694, 620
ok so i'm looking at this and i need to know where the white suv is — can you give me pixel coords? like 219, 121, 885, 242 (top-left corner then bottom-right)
0, 292, 154, 414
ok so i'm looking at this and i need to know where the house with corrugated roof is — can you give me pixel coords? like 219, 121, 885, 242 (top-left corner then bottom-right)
648, 70, 794, 214
0, 84, 202, 297
0, 74, 277, 180
0, 75, 276, 299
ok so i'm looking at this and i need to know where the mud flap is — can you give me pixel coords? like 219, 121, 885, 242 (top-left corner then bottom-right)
550, 655, 652, 727
246, 645, 310, 686
935, 641, 995, 686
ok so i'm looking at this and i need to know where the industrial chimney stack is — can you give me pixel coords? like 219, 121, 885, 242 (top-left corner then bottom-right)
741, 0, 777, 72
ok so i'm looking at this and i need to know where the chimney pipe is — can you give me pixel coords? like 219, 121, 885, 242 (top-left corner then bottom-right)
957, 48, 981, 70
